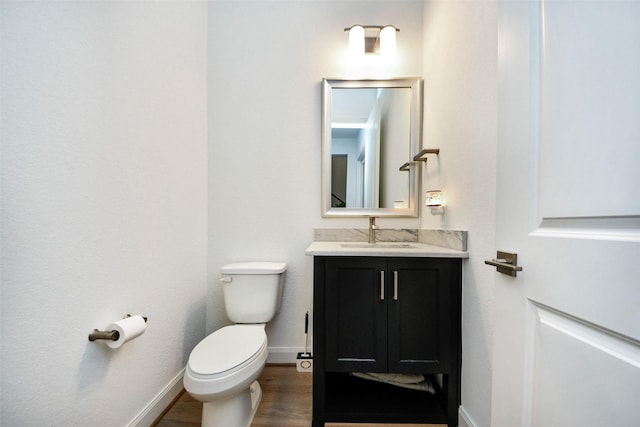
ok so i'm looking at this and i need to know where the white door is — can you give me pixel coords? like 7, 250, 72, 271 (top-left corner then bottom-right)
491, 1, 640, 426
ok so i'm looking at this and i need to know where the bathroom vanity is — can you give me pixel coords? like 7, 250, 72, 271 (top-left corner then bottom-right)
306, 241, 467, 427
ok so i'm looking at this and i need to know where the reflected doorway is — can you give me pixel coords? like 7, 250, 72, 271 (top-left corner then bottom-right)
331, 154, 347, 207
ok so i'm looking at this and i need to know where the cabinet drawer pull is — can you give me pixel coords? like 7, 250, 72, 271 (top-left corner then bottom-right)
393, 270, 398, 300
380, 270, 385, 300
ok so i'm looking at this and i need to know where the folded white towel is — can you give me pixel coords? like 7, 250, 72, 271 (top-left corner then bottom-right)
365, 372, 425, 384
351, 372, 435, 394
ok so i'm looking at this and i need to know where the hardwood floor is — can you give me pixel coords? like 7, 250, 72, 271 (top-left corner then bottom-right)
154, 365, 445, 427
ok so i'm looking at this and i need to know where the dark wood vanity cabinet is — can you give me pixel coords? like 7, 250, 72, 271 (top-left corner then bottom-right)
313, 256, 462, 427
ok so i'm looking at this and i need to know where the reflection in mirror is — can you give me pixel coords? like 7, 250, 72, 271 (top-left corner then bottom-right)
322, 78, 422, 217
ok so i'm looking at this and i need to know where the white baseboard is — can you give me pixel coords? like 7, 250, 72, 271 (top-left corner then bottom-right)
459, 405, 479, 427
129, 355, 471, 427
266, 346, 305, 364
127, 356, 471, 427
127, 347, 302, 426
128, 368, 185, 427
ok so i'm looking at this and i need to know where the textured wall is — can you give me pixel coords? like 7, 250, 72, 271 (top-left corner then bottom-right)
422, 1, 498, 426
0, 2, 208, 425
206, 0, 423, 361
1, 1, 496, 426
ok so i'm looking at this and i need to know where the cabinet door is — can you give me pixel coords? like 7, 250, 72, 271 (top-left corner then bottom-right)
387, 258, 453, 373
325, 257, 387, 372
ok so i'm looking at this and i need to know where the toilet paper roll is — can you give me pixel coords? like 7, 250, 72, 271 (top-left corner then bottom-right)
105, 315, 147, 349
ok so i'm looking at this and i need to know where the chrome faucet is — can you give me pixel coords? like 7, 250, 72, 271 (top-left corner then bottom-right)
368, 217, 379, 244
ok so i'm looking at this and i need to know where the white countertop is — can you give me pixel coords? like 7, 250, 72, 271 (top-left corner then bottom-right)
305, 241, 469, 258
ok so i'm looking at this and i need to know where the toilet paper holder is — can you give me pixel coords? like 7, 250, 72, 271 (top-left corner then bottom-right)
88, 314, 148, 342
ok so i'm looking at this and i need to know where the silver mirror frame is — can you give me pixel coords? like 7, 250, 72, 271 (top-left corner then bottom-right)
321, 77, 423, 217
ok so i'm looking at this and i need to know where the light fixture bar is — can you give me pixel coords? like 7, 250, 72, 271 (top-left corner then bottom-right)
343, 25, 399, 32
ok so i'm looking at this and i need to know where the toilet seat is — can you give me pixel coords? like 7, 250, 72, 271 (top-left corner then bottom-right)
188, 325, 267, 379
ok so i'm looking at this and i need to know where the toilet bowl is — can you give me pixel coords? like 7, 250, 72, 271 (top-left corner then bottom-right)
183, 261, 287, 427
184, 325, 268, 426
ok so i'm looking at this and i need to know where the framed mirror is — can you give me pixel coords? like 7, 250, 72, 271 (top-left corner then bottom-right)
321, 77, 423, 217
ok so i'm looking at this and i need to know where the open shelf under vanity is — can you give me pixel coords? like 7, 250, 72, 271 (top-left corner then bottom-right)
323, 372, 450, 424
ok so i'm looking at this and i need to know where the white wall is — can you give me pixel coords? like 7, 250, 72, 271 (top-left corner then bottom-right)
207, 5, 498, 425
422, 1, 498, 426
1, 2, 497, 426
0, 2, 208, 425
380, 88, 412, 207
207, 0, 423, 360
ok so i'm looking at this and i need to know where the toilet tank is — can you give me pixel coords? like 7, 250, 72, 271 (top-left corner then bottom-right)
219, 261, 287, 324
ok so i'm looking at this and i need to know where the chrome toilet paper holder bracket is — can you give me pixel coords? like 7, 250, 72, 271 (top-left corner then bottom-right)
88, 329, 120, 342
88, 314, 148, 342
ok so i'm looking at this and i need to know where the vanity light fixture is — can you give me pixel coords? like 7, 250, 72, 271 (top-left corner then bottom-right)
426, 190, 445, 215
345, 25, 399, 56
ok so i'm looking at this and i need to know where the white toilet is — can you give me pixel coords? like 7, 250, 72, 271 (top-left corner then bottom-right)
183, 261, 287, 427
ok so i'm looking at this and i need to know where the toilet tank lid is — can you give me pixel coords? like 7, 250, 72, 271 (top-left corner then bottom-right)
220, 261, 287, 275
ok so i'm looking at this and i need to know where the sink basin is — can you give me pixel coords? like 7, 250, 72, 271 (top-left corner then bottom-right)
340, 243, 417, 249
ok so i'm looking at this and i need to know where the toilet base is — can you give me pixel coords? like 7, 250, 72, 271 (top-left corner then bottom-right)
201, 380, 262, 427
249, 380, 262, 420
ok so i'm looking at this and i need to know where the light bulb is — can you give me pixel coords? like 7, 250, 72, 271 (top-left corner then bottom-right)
349, 25, 365, 56
380, 26, 397, 57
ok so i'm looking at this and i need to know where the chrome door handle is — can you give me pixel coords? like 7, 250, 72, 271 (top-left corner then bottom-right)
485, 251, 523, 277
380, 270, 385, 300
